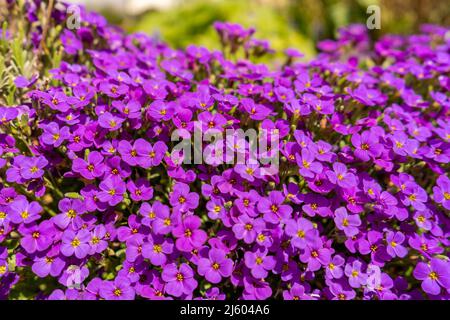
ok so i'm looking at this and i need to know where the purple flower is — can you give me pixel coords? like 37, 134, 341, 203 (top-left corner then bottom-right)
19, 221, 54, 253
142, 235, 173, 266
300, 237, 331, 271
100, 277, 136, 300
334, 207, 361, 237
98, 176, 126, 206
162, 263, 198, 297
285, 217, 316, 249
351, 131, 383, 161
172, 215, 207, 252
344, 260, 367, 288
197, 248, 233, 283
327, 163, 357, 188
385, 231, 408, 258
232, 215, 265, 244
283, 283, 314, 300
72, 151, 106, 180
40, 122, 70, 147
19, 156, 48, 180
257, 191, 292, 224
244, 247, 276, 279
296, 148, 323, 178
8, 198, 42, 224
413, 258, 450, 295
32, 246, 65, 278
169, 183, 199, 212
53, 198, 86, 229
127, 178, 153, 202
60, 229, 91, 259
433, 175, 450, 210
98, 112, 124, 131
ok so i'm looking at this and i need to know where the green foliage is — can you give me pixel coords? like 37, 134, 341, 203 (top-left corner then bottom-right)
131, 0, 316, 59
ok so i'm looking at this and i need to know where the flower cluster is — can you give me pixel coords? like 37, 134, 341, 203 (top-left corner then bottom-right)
0, 1, 449, 300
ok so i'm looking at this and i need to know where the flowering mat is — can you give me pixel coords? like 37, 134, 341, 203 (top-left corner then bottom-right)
0, 1, 449, 300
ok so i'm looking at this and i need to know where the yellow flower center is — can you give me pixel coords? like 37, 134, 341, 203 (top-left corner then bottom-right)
71, 238, 80, 247
429, 272, 438, 280
67, 209, 76, 218
297, 230, 305, 238
0, 265, 6, 274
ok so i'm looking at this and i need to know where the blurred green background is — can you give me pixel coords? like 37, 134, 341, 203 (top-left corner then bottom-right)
91, 0, 449, 58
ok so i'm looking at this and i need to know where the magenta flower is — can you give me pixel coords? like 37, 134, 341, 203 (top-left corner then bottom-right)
169, 183, 199, 212
334, 207, 361, 237
142, 235, 173, 266
40, 122, 70, 147
172, 215, 207, 252
385, 231, 408, 258
285, 217, 316, 249
300, 237, 331, 272
98, 112, 124, 131
53, 198, 86, 229
162, 263, 198, 297
296, 148, 323, 178
433, 175, 450, 210
413, 258, 450, 295
60, 229, 91, 259
257, 191, 293, 224
19, 221, 54, 254
197, 248, 233, 283
100, 277, 136, 300
244, 247, 276, 279
327, 163, 358, 188
344, 260, 367, 288
72, 151, 106, 180
232, 215, 265, 244
351, 131, 383, 161
98, 176, 126, 206
8, 198, 42, 224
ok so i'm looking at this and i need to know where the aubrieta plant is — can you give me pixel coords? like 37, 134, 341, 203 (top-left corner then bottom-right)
0, 0, 449, 300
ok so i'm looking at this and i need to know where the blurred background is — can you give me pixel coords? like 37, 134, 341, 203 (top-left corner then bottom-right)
68, 0, 450, 58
